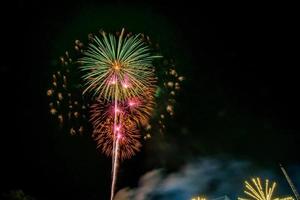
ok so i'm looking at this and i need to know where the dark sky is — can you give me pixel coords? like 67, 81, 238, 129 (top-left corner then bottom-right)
1, 1, 299, 200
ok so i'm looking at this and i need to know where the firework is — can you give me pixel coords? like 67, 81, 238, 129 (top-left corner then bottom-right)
78, 28, 160, 200
238, 178, 295, 200
90, 100, 142, 160
79, 28, 160, 100
89, 87, 155, 160
47, 31, 184, 140
47, 28, 183, 200
47, 51, 87, 135
238, 178, 276, 200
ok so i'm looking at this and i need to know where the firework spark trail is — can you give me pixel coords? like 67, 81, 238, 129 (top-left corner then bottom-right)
110, 135, 120, 200
111, 89, 119, 200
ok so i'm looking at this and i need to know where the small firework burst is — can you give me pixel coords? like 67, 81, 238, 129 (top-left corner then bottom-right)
238, 177, 295, 200
47, 51, 87, 135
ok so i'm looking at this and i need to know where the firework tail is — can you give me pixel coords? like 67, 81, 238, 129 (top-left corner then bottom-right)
111, 87, 119, 200
280, 163, 300, 200
110, 136, 120, 200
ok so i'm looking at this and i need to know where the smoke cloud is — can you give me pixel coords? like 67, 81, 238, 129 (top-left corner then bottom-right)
114, 157, 299, 200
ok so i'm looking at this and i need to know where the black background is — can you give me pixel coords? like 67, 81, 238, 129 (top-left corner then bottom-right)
1, 1, 299, 199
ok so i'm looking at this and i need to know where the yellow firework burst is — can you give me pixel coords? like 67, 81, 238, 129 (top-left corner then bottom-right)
238, 177, 294, 200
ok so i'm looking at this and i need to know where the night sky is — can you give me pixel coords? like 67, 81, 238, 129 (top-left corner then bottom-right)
1, 1, 299, 200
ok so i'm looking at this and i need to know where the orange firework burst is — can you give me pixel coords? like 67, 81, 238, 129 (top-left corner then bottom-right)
90, 101, 142, 160
88, 79, 156, 161
89, 87, 155, 160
